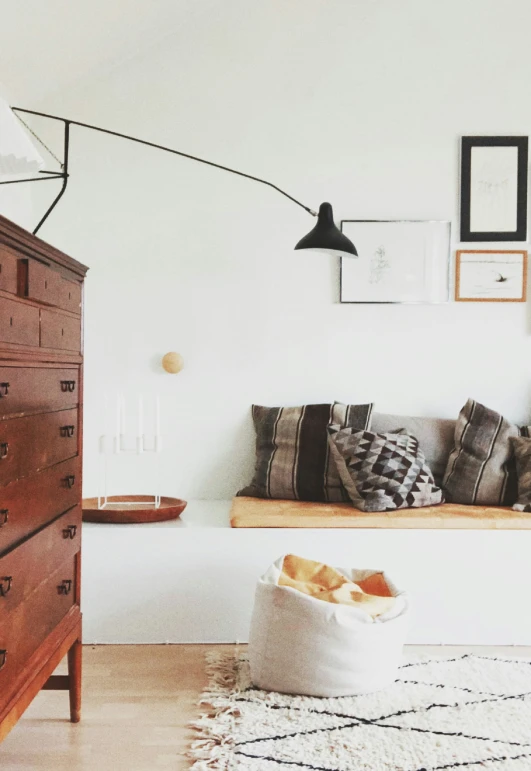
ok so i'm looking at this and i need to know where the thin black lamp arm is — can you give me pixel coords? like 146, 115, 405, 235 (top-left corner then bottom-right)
31, 120, 70, 235
0, 173, 65, 185
11, 107, 317, 233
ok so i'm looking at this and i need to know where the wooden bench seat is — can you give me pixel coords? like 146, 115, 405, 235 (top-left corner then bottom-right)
230, 497, 531, 529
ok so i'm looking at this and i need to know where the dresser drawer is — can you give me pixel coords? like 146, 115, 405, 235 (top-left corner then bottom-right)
22, 260, 82, 314
0, 505, 81, 615
0, 366, 79, 419
0, 457, 80, 554
0, 246, 18, 294
24, 259, 61, 306
40, 308, 81, 352
59, 278, 82, 315
0, 408, 78, 486
0, 555, 77, 700
0, 297, 39, 347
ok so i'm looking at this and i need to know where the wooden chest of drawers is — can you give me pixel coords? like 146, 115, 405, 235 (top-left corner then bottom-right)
0, 214, 88, 744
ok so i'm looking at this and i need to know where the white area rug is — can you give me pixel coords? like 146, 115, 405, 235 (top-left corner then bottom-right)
189, 652, 531, 771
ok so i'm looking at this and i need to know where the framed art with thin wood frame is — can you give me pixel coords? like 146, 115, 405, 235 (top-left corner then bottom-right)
460, 136, 528, 242
455, 250, 527, 302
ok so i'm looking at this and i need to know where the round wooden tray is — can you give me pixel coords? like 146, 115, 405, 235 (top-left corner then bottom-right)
82, 496, 187, 524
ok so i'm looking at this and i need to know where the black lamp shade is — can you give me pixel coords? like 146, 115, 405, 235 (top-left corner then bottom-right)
294, 202, 357, 256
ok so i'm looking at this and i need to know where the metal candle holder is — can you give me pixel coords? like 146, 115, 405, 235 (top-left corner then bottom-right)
98, 393, 162, 510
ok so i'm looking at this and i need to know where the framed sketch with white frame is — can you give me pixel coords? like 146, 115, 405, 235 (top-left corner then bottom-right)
460, 136, 528, 242
455, 250, 527, 302
340, 220, 451, 304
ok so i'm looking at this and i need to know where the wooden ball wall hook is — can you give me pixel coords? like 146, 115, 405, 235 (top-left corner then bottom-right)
162, 352, 184, 374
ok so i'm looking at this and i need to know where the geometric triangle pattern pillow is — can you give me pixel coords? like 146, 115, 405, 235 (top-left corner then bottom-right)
327, 426, 444, 512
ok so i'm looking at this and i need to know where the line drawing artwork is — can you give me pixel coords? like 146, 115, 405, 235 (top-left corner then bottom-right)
474, 174, 512, 227
460, 137, 528, 241
340, 220, 450, 303
477, 177, 510, 194
469, 147, 518, 233
369, 245, 390, 283
458, 256, 524, 299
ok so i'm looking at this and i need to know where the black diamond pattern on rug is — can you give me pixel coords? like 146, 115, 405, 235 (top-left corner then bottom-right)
229, 656, 531, 771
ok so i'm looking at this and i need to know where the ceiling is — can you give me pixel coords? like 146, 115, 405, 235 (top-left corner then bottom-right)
0, 0, 219, 104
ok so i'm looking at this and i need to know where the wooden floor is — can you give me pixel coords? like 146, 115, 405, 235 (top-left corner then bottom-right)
1, 644, 531, 771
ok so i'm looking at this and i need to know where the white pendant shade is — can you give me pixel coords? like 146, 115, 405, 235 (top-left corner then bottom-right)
0, 98, 44, 181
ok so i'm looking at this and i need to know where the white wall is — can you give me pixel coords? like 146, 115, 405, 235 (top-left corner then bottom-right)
0, 177, 32, 229
14, 0, 531, 499
0, 81, 33, 228
82, 504, 531, 645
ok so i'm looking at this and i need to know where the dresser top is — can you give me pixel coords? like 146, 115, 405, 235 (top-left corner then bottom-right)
0, 214, 88, 278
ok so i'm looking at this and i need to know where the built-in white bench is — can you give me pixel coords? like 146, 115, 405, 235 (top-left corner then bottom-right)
82, 500, 531, 646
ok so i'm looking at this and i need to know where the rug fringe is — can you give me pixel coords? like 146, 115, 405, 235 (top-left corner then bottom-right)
188, 650, 243, 771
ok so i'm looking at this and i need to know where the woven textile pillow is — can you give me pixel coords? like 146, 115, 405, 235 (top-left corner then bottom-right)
327, 426, 443, 512
238, 402, 373, 502
371, 413, 456, 487
442, 399, 524, 506
511, 436, 531, 512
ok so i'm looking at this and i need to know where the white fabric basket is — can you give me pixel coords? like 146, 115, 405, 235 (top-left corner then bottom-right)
249, 556, 410, 697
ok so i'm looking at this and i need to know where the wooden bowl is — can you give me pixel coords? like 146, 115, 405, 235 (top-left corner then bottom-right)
82, 496, 187, 524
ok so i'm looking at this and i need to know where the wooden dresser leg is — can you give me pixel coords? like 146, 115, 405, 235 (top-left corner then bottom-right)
67, 639, 82, 723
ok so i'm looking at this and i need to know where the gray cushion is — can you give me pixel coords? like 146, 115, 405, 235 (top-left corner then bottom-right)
511, 436, 531, 511
327, 426, 443, 512
442, 399, 520, 506
238, 402, 373, 502
371, 412, 455, 486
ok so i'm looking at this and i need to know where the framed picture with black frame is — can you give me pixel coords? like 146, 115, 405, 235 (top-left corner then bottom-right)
460, 136, 528, 242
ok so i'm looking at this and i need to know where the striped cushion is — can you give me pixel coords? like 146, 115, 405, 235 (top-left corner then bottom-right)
511, 436, 531, 512
442, 399, 525, 506
238, 403, 373, 502
506, 424, 531, 504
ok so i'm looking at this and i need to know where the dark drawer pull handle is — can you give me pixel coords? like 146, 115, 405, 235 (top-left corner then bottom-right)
63, 474, 76, 489
0, 650, 7, 670
0, 443, 8, 459
57, 579, 72, 596
0, 382, 9, 398
61, 380, 76, 393
0, 510, 8, 526
0, 576, 12, 597
63, 524, 77, 540
60, 425, 75, 438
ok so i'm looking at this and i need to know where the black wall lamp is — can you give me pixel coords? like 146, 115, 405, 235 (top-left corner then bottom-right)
0, 107, 357, 257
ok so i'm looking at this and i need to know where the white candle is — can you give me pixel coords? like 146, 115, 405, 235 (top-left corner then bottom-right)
138, 394, 143, 436
103, 393, 109, 436
100, 393, 108, 453
120, 393, 126, 434
115, 392, 121, 453
116, 392, 121, 437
